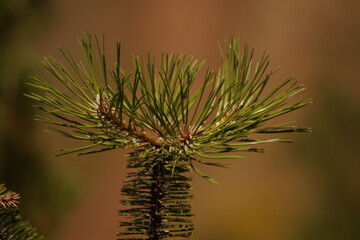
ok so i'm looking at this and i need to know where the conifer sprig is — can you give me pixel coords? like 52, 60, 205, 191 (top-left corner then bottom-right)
25, 32, 311, 239
0, 184, 20, 209
0, 184, 44, 240
26, 32, 311, 182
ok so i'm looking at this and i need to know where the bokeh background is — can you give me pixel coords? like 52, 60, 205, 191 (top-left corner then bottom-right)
1, 0, 360, 239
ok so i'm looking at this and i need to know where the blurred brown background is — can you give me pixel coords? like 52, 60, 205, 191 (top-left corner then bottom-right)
1, 0, 360, 240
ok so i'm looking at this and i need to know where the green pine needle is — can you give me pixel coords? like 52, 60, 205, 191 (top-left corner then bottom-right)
27, 32, 311, 182
0, 184, 44, 240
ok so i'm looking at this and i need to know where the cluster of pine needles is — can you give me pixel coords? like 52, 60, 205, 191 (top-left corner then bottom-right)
23, 32, 311, 239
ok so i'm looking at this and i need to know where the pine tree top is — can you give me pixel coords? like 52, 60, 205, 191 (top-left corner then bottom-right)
26, 32, 311, 183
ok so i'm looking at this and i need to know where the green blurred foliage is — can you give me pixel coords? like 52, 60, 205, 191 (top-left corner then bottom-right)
0, 0, 78, 237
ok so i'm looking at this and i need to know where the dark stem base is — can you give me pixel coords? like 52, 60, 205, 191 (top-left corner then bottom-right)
149, 158, 164, 239
118, 150, 194, 240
